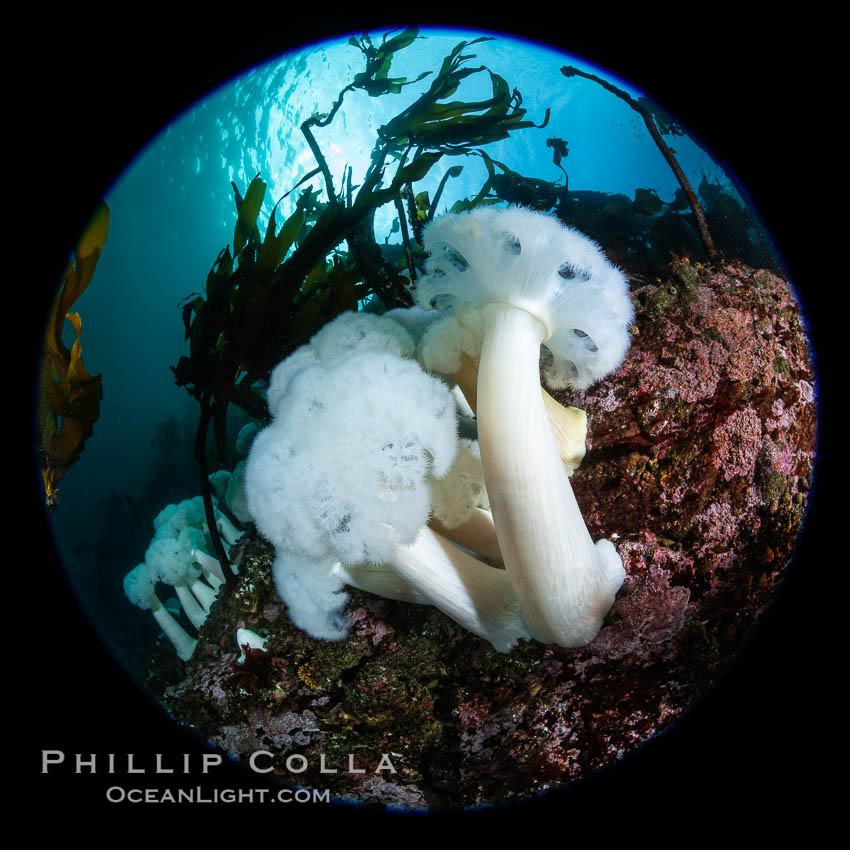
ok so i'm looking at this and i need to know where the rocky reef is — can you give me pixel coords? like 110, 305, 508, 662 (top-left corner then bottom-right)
150, 258, 816, 811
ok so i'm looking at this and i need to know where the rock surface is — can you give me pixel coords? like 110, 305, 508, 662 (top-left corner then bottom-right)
153, 258, 816, 810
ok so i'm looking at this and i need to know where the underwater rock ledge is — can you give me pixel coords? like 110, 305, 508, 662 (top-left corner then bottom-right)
151, 258, 815, 811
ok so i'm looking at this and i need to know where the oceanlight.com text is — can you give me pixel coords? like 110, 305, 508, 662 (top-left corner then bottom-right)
105, 785, 330, 804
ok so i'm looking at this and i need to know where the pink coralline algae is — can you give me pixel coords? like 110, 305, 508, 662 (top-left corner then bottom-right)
585, 557, 692, 662
155, 258, 816, 811
710, 408, 763, 481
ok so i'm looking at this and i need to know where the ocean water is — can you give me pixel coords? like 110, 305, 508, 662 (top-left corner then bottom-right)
36, 25, 808, 807
50, 28, 742, 554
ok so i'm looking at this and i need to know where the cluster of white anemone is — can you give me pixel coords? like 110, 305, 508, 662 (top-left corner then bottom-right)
122, 495, 244, 660
207, 423, 258, 526
244, 206, 634, 652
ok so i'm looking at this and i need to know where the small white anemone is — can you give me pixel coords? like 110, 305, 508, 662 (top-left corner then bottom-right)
145, 536, 209, 630
236, 628, 269, 663
123, 563, 197, 661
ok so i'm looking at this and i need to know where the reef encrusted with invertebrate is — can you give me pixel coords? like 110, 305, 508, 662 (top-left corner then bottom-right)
152, 257, 815, 810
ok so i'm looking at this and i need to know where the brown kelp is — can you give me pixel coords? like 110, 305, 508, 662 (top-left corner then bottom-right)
38, 201, 109, 513
560, 64, 717, 261
171, 28, 550, 577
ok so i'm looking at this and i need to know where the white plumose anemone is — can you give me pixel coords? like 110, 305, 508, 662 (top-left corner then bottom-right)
416, 206, 633, 646
246, 341, 529, 651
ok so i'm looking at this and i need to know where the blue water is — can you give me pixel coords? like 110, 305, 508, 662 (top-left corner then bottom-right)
47, 26, 745, 663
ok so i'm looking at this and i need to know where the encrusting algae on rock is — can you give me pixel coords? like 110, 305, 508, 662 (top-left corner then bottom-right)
149, 256, 815, 810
